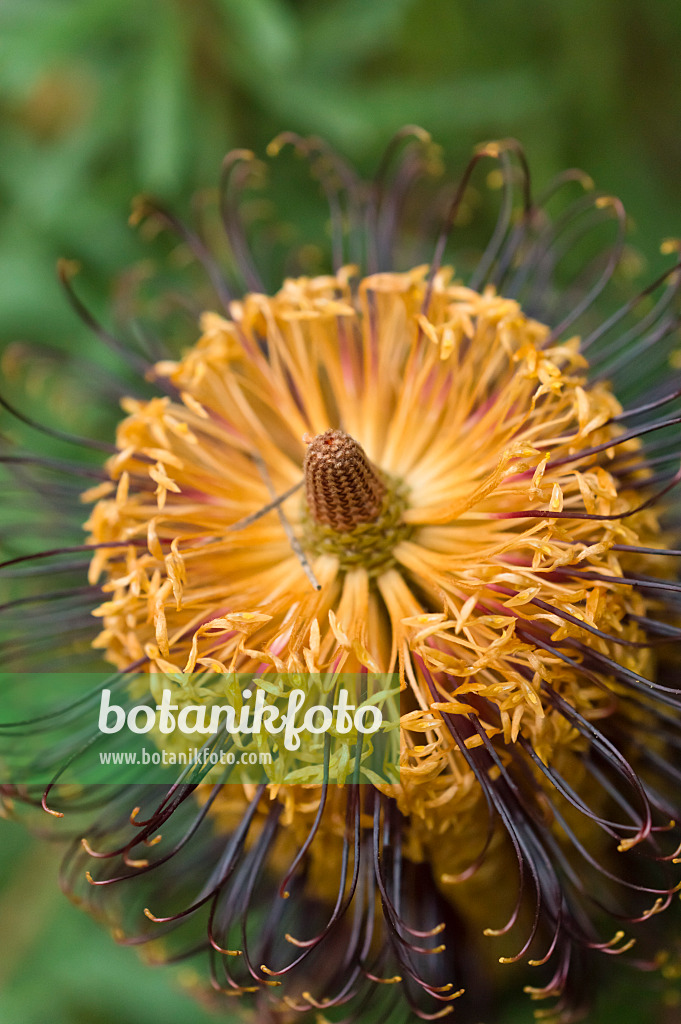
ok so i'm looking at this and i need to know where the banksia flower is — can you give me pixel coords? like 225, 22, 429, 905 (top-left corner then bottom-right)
3, 128, 681, 1023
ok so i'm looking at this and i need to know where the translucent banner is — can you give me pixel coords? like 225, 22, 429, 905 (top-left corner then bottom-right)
0, 671, 401, 787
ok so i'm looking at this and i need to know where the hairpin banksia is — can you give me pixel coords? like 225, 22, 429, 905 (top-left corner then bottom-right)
3, 127, 681, 1023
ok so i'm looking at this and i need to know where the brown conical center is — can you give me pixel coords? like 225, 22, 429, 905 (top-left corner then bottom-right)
304, 429, 386, 531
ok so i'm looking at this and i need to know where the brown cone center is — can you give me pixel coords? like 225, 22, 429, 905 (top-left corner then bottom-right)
303, 430, 386, 531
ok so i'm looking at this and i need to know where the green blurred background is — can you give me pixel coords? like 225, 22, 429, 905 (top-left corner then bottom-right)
2, 0, 681, 1021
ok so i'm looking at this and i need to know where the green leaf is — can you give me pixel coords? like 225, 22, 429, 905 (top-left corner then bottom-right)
215, 0, 299, 72
301, 0, 416, 74
135, 10, 191, 193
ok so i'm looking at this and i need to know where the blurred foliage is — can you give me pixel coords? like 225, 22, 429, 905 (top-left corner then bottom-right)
1, 0, 681, 348
2, 0, 681, 1021
0, 818, 225, 1024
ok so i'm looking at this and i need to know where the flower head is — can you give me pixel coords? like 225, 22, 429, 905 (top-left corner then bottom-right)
3, 129, 681, 1022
